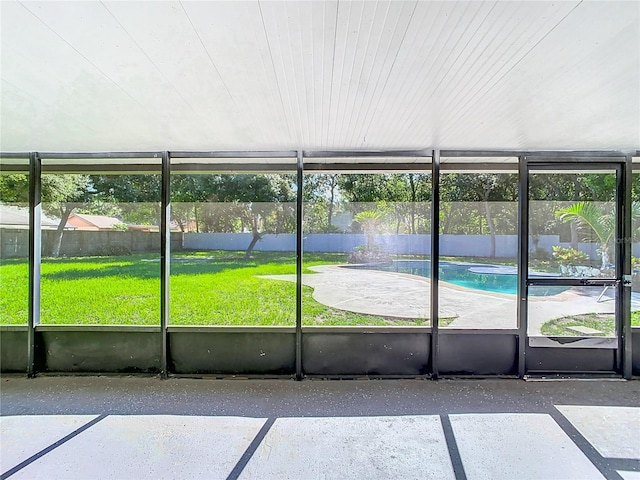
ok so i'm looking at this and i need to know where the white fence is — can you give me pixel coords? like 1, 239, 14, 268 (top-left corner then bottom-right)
183, 232, 619, 260
2, 229, 637, 259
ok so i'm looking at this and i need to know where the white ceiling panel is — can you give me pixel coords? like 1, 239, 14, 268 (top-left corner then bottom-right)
0, 0, 638, 153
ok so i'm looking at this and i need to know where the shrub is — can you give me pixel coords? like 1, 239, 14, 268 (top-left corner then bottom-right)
531, 247, 551, 261
551, 246, 589, 264
95, 245, 131, 256
348, 244, 392, 264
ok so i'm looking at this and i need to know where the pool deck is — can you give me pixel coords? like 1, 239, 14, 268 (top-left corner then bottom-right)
1, 377, 638, 480
263, 265, 628, 332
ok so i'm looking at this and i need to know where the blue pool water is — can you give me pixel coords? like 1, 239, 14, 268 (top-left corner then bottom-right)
355, 260, 565, 296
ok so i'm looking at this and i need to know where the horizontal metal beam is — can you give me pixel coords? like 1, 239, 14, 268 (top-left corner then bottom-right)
3, 150, 635, 169
440, 163, 518, 172
439, 329, 519, 335
303, 149, 431, 158
303, 163, 431, 172
11, 160, 622, 174
41, 164, 161, 174
0, 164, 30, 173
170, 150, 297, 158
444, 150, 627, 158
301, 326, 432, 334
527, 278, 618, 286
525, 158, 626, 166
38, 152, 163, 160
35, 325, 161, 332
167, 325, 297, 333
171, 163, 296, 173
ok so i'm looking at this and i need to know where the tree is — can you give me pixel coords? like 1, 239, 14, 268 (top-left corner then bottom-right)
170, 175, 224, 232
353, 209, 384, 251
41, 174, 93, 257
196, 174, 296, 258
303, 174, 341, 232
405, 173, 430, 234
89, 174, 161, 226
1, 173, 164, 257
349, 206, 392, 264
440, 173, 517, 257
0, 174, 29, 204
339, 173, 431, 234
557, 202, 614, 269
557, 201, 640, 270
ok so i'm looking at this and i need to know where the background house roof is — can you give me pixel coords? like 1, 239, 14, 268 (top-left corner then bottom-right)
0, 1, 638, 154
66, 214, 122, 230
0, 204, 60, 227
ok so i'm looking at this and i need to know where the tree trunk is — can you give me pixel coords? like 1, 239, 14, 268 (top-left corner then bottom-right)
327, 201, 334, 230
244, 215, 263, 259
409, 174, 417, 234
483, 196, 497, 258
366, 232, 375, 251
327, 175, 337, 229
411, 210, 417, 234
244, 232, 263, 259
50, 204, 74, 257
570, 222, 579, 250
600, 246, 610, 270
442, 205, 453, 234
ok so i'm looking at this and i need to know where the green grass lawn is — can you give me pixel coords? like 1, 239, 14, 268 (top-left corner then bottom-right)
541, 311, 640, 336
0, 251, 426, 326
2, 251, 639, 328
540, 313, 616, 336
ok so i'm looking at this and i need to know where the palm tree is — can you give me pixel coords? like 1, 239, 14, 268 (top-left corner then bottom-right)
556, 201, 640, 270
353, 210, 384, 252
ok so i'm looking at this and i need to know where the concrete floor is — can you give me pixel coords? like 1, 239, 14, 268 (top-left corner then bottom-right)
1, 377, 639, 479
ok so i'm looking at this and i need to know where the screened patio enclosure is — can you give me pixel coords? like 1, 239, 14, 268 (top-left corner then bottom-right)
0, 1, 638, 378
2, 150, 640, 379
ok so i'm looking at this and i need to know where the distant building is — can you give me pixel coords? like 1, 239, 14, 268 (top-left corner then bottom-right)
66, 213, 123, 231
0, 204, 61, 229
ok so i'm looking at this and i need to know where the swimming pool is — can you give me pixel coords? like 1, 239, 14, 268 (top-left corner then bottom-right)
354, 260, 565, 296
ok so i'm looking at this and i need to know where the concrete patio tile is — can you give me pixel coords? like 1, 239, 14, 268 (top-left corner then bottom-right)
618, 471, 640, 480
449, 413, 605, 480
9, 415, 266, 480
0, 415, 99, 473
239, 415, 455, 480
555, 405, 640, 459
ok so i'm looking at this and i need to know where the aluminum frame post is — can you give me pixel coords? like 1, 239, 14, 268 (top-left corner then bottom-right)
430, 150, 440, 379
28, 152, 41, 377
160, 151, 170, 378
517, 156, 528, 378
295, 151, 303, 380
621, 155, 632, 378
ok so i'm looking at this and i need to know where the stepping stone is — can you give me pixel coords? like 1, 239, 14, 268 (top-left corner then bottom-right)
567, 326, 603, 335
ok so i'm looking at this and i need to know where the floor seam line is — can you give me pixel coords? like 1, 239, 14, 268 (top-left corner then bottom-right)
440, 414, 467, 480
550, 407, 624, 480
602, 458, 640, 471
226, 417, 276, 480
0, 414, 109, 480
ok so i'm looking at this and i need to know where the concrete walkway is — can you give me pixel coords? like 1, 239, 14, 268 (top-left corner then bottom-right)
1, 377, 638, 480
263, 265, 629, 332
